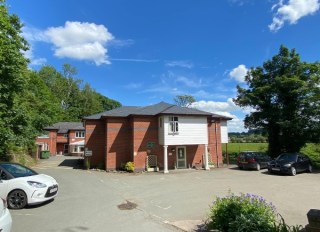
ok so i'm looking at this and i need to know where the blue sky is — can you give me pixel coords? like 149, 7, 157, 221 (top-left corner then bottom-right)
7, 0, 320, 132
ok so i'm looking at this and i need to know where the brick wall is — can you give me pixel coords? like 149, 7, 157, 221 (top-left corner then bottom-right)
48, 131, 57, 155
85, 116, 224, 171
106, 118, 131, 171
56, 134, 68, 143
132, 116, 159, 171
208, 119, 223, 167
85, 120, 106, 168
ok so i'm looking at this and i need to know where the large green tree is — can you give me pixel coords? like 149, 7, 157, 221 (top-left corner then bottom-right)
234, 46, 320, 157
37, 64, 121, 121
0, 0, 29, 160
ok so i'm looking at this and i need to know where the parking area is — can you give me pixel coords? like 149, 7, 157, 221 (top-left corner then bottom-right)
10, 156, 320, 232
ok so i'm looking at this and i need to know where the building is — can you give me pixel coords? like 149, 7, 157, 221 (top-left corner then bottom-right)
83, 102, 232, 172
36, 122, 85, 156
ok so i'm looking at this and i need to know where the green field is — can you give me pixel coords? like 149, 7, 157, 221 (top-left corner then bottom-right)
222, 143, 320, 168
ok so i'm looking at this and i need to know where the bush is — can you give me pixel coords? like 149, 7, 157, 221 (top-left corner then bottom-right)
207, 193, 277, 232
124, 162, 134, 172
207, 193, 302, 232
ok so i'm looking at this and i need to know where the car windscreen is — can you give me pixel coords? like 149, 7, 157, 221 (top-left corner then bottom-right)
0, 163, 38, 178
276, 154, 297, 162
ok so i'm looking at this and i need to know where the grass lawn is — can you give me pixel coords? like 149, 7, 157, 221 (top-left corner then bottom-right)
222, 143, 320, 168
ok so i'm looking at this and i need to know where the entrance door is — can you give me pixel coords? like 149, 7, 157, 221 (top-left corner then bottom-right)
176, 147, 186, 169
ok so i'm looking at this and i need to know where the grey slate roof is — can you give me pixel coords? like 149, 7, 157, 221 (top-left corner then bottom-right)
84, 102, 232, 120
44, 122, 84, 133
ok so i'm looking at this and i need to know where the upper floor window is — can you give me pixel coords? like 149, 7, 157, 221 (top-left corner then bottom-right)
63, 134, 68, 138
169, 116, 179, 134
75, 131, 85, 138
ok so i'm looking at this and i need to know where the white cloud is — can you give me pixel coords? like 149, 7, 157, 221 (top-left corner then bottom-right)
229, 64, 248, 83
191, 99, 255, 132
44, 21, 114, 65
22, 26, 47, 66
23, 46, 47, 66
192, 90, 228, 100
166, 60, 194, 69
269, 0, 320, 32
192, 98, 240, 112
227, 115, 248, 133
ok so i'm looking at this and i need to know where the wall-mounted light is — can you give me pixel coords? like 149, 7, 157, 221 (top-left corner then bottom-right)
171, 148, 175, 152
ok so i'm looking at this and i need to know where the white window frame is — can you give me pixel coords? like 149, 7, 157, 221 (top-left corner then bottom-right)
75, 131, 85, 138
73, 145, 84, 153
169, 116, 179, 134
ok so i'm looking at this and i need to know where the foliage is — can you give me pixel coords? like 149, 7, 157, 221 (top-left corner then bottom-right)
124, 162, 134, 172
273, 215, 303, 232
234, 45, 320, 157
174, 95, 195, 107
229, 133, 268, 143
37, 64, 121, 121
0, 0, 29, 160
207, 193, 277, 232
222, 143, 268, 164
207, 193, 302, 232
0, 0, 121, 162
301, 143, 320, 168
223, 143, 320, 168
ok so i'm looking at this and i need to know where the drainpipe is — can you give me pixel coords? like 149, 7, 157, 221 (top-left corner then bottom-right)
163, 145, 169, 174
215, 121, 219, 168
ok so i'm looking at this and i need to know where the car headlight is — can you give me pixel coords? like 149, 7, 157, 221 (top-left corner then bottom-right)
283, 164, 292, 168
27, 181, 47, 188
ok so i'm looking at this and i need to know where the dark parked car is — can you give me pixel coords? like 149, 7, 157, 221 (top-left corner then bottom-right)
237, 151, 271, 171
267, 153, 312, 176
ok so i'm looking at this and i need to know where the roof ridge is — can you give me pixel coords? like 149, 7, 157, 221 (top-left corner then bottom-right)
158, 104, 175, 114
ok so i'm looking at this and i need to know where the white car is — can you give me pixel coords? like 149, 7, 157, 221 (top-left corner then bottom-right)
0, 198, 12, 232
0, 163, 58, 209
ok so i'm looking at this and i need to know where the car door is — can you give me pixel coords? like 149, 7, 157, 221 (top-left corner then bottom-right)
300, 155, 309, 171
296, 155, 307, 172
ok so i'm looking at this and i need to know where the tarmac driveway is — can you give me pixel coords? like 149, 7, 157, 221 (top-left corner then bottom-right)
10, 156, 320, 232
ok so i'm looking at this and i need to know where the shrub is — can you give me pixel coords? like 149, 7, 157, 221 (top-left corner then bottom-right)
207, 193, 303, 232
207, 193, 277, 232
124, 162, 134, 172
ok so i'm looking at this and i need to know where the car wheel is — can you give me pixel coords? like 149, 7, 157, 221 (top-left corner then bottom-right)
256, 164, 261, 171
7, 189, 28, 209
239, 166, 243, 170
268, 168, 273, 174
290, 167, 297, 176
308, 164, 313, 173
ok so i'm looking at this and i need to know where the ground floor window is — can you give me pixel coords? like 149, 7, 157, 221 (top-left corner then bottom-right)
73, 145, 84, 153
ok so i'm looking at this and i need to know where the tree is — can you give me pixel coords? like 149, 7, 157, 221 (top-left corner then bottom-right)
37, 64, 121, 121
174, 95, 195, 107
0, 0, 29, 160
234, 45, 320, 157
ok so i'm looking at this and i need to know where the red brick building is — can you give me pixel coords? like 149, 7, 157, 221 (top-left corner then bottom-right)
83, 102, 231, 173
36, 122, 85, 156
